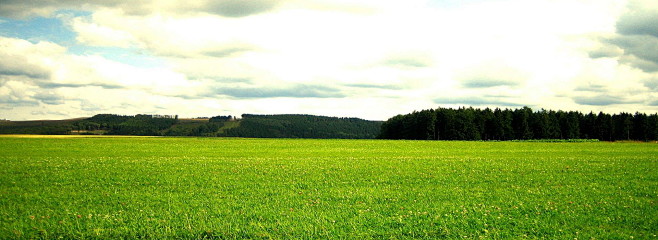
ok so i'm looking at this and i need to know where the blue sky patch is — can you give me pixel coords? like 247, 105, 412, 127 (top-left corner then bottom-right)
0, 15, 76, 45
0, 10, 89, 45
0, 10, 165, 69
68, 45, 167, 69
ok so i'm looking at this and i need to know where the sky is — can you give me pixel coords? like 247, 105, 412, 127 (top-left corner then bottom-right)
1, 0, 657, 121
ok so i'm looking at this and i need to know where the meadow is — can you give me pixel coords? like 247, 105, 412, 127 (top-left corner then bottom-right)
0, 136, 656, 239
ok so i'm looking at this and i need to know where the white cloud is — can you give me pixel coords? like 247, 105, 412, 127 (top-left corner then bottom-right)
70, 16, 137, 48
2, 0, 658, 120
0, 80, 39, 106
0, 37, 204, 118
0, 0, 286, 19
456, 61, 529, 88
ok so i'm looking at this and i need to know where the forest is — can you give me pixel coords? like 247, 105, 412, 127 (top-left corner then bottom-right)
0, 114, 382, 139
222, 114, 381, 139
2, 107, 658, 141
81, 114, 179, 135
378, 107, 658, 141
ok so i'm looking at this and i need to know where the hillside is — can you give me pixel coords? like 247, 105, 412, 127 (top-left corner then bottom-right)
223, 114, 382, 139
0, 118, 82, 135
0, 114, 382, 139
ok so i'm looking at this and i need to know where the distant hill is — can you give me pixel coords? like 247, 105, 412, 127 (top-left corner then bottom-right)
0, 114, 382, 139
0, 118, 82, 135
222, 114, 382, 139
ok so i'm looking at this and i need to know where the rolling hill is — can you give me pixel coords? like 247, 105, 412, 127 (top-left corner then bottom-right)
0, 114, 383, 139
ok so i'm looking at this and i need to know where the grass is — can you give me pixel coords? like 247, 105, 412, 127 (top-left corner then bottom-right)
0, 137, 656, 239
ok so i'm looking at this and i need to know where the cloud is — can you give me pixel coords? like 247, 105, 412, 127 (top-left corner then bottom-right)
564, 57, 653, 108
381, 52, 433, 68
0, 80, 39, 107
39, 82, 123, 89
2, 0, 658, 120
616, 0, 658, 38
79, 99, 106, 112
212, 84, 345, 99
0, 0, 63, 18
605, 0, 658, 72
434, 96, 525, 107
203, 0, 281, 18
0, 36, 201, 104
618, 54, 658, 73
202, 43, 257, 58
572, 94, 639, 106
0, 0, 283, 19
574, 84, 608, 92
344, 83, 401, 90
67, 11, 265, 58
645, 77, 658, 90
70, 16, 137, 48
0, 57, 51, 79
33, 91, 65, 105
587, 43, 623, 59
0, 38, 64, 79
293, 0, 386, 14
457, 62, 527, 88
461, 79, 522, 89
30, 110, 69, 117
610, 35, 658, 69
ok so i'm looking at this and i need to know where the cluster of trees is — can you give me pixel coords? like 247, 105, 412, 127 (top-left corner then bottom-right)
162, 121, 227, 137
69, 113, 382, 138
379, 107, 658, 141
209, 115, 236, 122
77, 114, 179, 135
9, 108, 656, 141
0, 113, 383, 138
223, 114, 382, 139
0, 119, 74, 135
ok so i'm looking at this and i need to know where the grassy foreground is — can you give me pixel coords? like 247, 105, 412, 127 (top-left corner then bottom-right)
0, 136, 656, 239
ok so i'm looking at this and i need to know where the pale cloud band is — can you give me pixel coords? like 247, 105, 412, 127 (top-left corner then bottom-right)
1, 0, 657, 120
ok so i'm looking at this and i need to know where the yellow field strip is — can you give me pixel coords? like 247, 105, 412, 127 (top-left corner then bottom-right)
0, 134, 158, 138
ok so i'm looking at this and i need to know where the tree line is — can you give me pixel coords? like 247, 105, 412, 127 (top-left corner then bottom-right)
0, 119, 74, 135
17, 113, 382, 138
223, 114, 382, 139
75, 114, 179, 135
378, 107, 658, 141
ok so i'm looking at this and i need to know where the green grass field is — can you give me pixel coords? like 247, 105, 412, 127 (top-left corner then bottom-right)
0, 136, 656, 239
